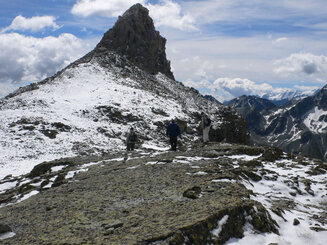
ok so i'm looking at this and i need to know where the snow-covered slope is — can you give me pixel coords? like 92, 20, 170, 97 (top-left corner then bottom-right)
0, 4, 235, 178
229, 152, 327, 245
0, 53, 228, 178
303, 107, 327, 133
0, 4, 251, 179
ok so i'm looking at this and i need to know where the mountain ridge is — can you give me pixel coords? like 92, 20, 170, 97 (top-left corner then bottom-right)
0, 4, 248, 179
0, 4, 326, 244
228, 87, 327, 160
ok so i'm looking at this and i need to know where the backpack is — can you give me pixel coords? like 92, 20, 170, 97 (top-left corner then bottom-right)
129, 132, 137, 142
205, 117, 211, 127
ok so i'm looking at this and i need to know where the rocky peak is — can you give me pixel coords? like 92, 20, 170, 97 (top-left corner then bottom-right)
95, 4, 174, 79
228, 95, 276, 112
204, 95, 222, 105
314, 84, 327, 110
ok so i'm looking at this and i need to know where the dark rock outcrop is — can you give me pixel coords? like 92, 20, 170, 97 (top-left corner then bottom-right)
209, 107, 250, 145
0, 224, 12, 234
95, 3, 174, 79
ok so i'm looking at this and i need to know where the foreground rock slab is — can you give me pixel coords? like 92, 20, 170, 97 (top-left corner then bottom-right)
0, 143, 280, 244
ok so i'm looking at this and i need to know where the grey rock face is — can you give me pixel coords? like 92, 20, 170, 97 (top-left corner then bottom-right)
95, 3, 174, 79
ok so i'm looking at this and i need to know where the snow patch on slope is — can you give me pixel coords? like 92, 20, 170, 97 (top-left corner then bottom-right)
238, 158, 327, 245
303, 107, 327, 133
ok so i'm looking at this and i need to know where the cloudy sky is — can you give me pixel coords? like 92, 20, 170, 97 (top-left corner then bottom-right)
1, 0, 327, 101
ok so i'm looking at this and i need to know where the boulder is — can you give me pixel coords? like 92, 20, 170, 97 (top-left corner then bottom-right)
0, 224, 12, 234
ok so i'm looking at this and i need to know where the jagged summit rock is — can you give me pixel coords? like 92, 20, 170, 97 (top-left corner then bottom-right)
95, 3, 174, 79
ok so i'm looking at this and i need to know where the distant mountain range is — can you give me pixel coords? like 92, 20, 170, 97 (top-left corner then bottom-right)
227, 88, 327, 160
223, 87, 318, 106
261, 88, 318, 102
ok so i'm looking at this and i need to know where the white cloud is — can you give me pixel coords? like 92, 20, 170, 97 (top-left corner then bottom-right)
273, 37, 288, 45
212, 78, 273, 98
0, 82, 18, 98
1, 15, 60, 33
182, 77, 275, 101
0, 33, 94, 85
274, 53, 327, 80
71, 0, 145, 17
164, 30, 327, 89
183, 79, 211, 89
182, 0, 327, 25
294, 85, 319, 91
182, 77, 319, 102
71, 0, 196, 31
182, 0, 279, 24
166, 36, 278, 84
147, 0, 196, 31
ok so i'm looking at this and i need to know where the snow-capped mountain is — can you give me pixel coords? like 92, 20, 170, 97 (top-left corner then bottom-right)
229, 88, 327, 160
223, 88, 317, 107
261, 87, 318, 105
0, 4, 248, 179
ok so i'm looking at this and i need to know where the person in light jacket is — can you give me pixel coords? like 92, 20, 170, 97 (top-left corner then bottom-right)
201, 112, 211, 143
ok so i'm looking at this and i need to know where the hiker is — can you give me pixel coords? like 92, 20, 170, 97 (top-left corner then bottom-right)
201, 112, 211, 143
166, 119, 180, 151
126, 127, 137, 151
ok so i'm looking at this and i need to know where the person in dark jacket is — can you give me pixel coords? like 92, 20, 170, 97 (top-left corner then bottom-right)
126, 127, 137, 151
166, 119, 180, 151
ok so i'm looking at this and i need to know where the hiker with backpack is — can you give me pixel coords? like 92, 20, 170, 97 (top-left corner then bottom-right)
166, 119, 181, 151
126, 127, 137, 151
201, 112, 211, 143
